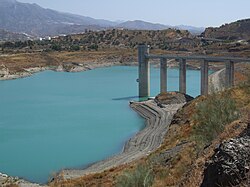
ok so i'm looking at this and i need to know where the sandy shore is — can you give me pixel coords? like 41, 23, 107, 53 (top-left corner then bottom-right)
61, 100, 185, 179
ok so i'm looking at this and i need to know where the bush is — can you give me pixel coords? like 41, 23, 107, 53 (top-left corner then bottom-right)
88, 44, 98, 51
192, 92, 239, 147
70, 45, 80, 51
116, 164, 154, 187
51, 44, 62, 51
238, 73, 250, 95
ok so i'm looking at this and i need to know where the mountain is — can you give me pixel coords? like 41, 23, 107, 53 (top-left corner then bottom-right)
201, 19, 250, 40
0, 0, 116, 36
116, 20, 169, 30
175, 25, 205, 35
116, 20, 204, 34
0, 0, 204, 38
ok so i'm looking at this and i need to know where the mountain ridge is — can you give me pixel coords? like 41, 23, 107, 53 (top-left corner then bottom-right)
116, 20, 169, 30
0, 0, 204, 38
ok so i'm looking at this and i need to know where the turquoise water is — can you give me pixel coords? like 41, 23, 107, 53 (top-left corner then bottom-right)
0, 66, 201, 183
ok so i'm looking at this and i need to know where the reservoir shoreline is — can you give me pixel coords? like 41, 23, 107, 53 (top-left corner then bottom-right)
0, 59, 222, 81
60, 100, 185, 180
0, 63, 224, 186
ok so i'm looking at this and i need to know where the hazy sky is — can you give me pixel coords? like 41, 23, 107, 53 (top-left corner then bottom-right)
18, 0, 250, 27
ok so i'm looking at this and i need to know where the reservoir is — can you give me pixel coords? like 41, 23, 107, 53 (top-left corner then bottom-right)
0, 66, 201, 183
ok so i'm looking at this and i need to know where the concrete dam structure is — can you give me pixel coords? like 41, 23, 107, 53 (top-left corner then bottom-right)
138, 44, 250, 97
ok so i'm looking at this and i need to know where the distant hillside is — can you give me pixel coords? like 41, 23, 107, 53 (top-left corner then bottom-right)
1, 29, 200, 54
201, 19, 250, 40
117, 20, 169, 30
175, 25, 205, 35
0, 0, 115, 36
0, 0, 205, 38
117, 20, 204, 34
0, 29, 33, 41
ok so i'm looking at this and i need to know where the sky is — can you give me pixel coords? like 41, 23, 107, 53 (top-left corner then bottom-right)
17, 0, 250, 27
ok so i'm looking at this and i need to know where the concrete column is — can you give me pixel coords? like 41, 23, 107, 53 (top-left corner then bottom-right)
201, 60, 209, 95
160, 58, 167, 93
179, 59, 186, 94
225, 61, 234, 88
138, 45, 150, 97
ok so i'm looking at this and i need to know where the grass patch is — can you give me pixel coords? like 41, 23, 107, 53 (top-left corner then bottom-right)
238, 73, 250, 95
192, 92, 239, 148
115, 164, 154, 187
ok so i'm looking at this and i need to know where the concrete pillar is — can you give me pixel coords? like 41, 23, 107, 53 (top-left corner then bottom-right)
201, 60, 209, 95
225, 61, 234, 88
138, 45, 150, 97
160, 58, 167, 93
179, 59, 186, 94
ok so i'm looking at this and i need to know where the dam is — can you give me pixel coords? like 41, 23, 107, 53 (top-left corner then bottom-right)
138, 44, 250, 97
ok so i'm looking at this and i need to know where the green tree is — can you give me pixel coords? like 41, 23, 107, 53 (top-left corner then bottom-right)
51, 44, 62, 51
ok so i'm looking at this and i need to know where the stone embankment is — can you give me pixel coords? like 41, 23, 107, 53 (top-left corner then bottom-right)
61, 99, 185, 179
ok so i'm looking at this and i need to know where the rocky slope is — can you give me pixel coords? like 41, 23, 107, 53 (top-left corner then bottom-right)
201, 125, 250, 187
201, 19, 250, 40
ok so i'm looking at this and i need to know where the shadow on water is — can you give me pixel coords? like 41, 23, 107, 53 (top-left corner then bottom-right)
112, 96, 139, 101
112, 96, 151, 102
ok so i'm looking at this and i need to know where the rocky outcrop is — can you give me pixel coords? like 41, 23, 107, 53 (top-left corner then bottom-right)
201, 124, 250, 187
0, 66, 49, 80
0, 172, 45, 187
0, 64, 9, 77
201, 19, 250, 40
154, 92, 193, 106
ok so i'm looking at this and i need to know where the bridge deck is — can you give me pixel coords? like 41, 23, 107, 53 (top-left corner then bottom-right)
147, 54, 250, 62
138, 45, 250, 97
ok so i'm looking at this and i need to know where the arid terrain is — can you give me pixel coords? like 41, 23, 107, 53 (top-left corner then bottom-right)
0, 18, 250, 187
1, 20, 250, 79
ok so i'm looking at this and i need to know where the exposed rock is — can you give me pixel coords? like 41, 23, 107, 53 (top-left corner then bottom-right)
201, 124, 250, 187
201, 19, 250, 40
151, 142, 187, 167
55, 64, 64, 72
0, 64, 9, 77
154, 92, 194, 106
0, 172, 45, 187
